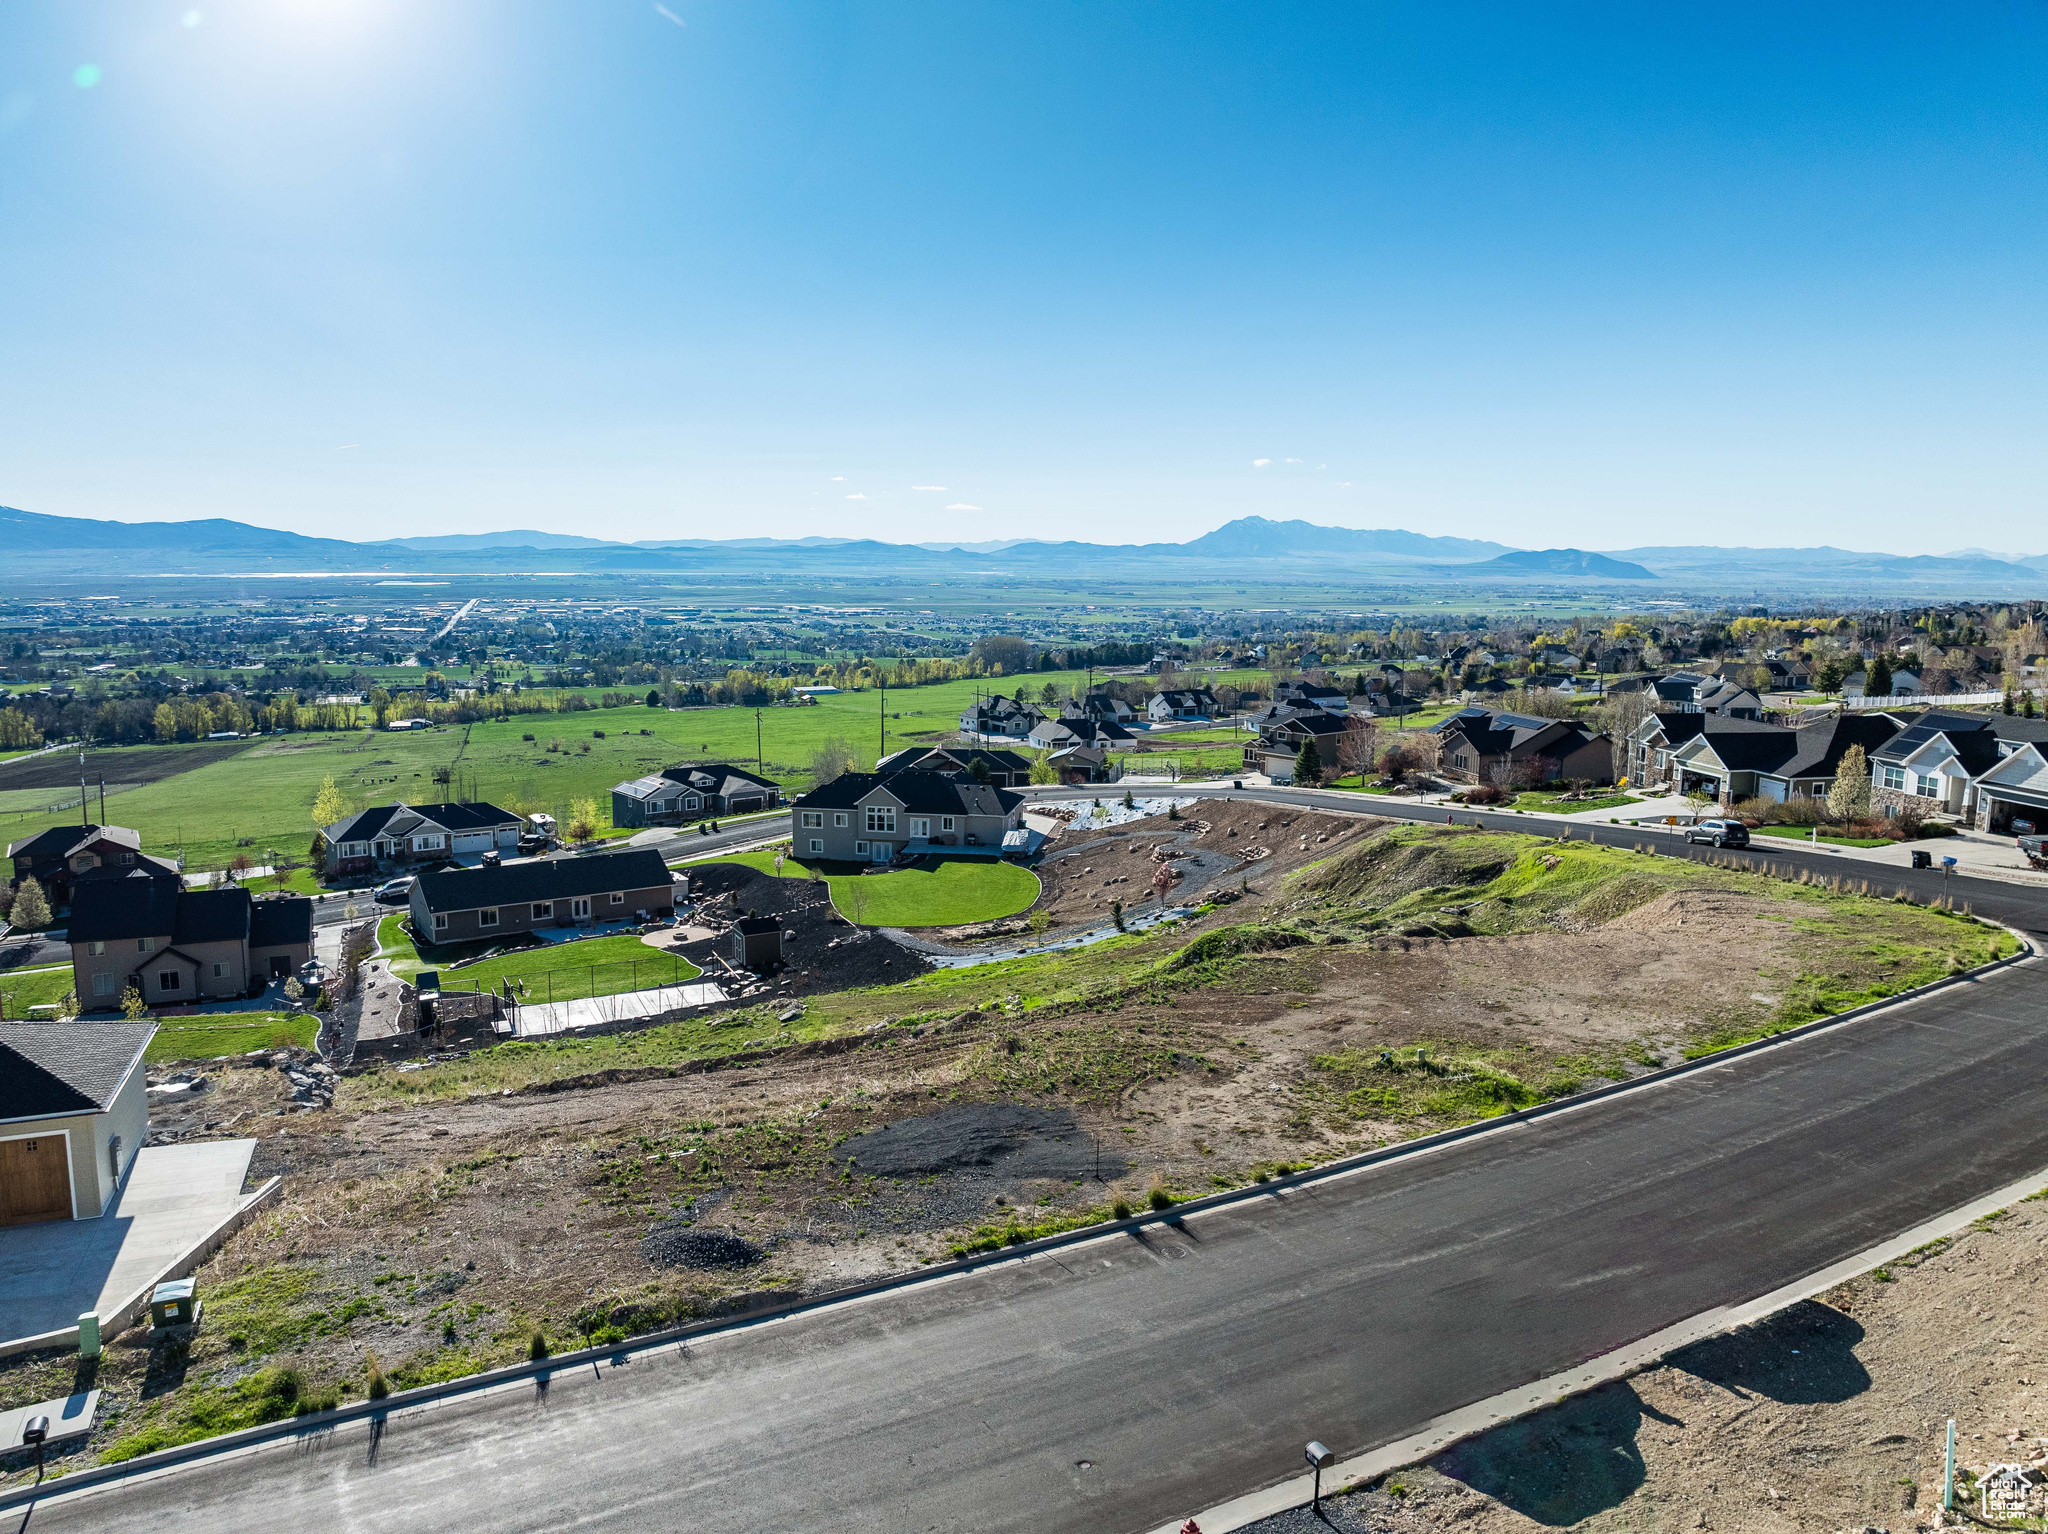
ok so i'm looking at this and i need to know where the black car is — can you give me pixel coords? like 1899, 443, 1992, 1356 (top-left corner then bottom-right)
1685, 818, 1749, 848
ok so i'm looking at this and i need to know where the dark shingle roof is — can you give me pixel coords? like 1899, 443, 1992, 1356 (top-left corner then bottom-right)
250, 896, 314, 949
874, 746, 1032, 777
6, 823, 142, 863
413, 847, 674, 915
67, 865, 186, 942
794, 770, 1021, 819
173, 888, 254, 946
324, 801, 521, 843
0, 1022, 156, 1120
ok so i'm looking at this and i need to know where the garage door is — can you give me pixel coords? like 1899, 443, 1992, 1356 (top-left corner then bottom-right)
0, 1134, 72, 1225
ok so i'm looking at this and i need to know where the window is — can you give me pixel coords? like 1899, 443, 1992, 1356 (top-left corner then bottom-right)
93, 973, 117, 996
800, 811, 823, 829
158, 970, 180, 993
865, 805, 896, 833
610, 891, 624, 905
72, 854, 94, 871
118, 852, 134, 865
942, 816, 955, 831
434, 913, 449, 932
572, 897, 591, 918
855, 840, 870, 856
808, 838, 823, 853
88, 940, 105, 956
137, 936, 154, 954
212, 962, 229, 979
912, 818, 930, 838
1879, 765, 1907, 791
478, 908, 499, 928
1917, 772, 1942, 798
532, 902, 552, 919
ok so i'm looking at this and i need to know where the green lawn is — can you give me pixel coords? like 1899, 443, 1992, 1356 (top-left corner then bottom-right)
1508, 789, 1641, 814
238, 867, 322, 895
379, 919, 701, 1002
698, 849, 1041, 927
147, 1013, 319, 1062
1750, 824, 1899, 849
0, 672, 1113, 874
0, 965, 75, 1019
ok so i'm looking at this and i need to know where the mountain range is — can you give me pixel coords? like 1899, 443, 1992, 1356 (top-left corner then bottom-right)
4, 505, 2044, 598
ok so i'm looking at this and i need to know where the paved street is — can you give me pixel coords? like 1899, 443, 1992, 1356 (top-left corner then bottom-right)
22, 789, 2048, 1534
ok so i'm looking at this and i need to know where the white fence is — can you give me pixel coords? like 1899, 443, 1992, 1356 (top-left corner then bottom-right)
1841, 690, 2004, 710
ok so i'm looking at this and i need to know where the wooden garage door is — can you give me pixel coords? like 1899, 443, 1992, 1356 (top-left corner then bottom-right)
0, 1134, 72, 1225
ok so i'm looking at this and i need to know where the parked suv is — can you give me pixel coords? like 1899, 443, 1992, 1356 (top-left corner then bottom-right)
372, 875, 416, 905
1686, 818, 1749, 849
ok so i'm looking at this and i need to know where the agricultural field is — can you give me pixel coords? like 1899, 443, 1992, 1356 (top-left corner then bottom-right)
0, 818, 2010, 1480
0, 673, 1102, 874
692, 849, 1041, 927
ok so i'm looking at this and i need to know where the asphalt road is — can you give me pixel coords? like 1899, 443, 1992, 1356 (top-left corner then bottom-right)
26, 790, 2048, 1533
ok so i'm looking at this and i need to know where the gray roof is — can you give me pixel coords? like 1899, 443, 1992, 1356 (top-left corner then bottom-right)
0, 1021, 156, 1121
794, 769, 1022, 818
6, 823, 142, 863
412, 847, 674, 916
322, 801, 521, 845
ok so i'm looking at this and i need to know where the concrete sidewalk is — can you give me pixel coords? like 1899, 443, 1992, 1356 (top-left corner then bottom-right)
0, 1140, 257, 1348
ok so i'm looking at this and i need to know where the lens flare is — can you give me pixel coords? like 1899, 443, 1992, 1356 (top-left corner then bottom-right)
72, 64, 101, 89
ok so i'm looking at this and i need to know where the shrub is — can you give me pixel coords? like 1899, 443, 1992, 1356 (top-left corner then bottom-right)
1148, 1179, 1174, 1211
528, 1331, 550, 1361
593, 730, 606, 739
1461, 783, 1513, 806
1111, 1197, 1133, 1220
522, 733, 535, 742
366, 1355, 389, 1400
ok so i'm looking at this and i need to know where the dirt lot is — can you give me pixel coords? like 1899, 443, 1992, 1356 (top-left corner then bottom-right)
0, 825, 2009, 1480
1240, 1197, 2048, 1534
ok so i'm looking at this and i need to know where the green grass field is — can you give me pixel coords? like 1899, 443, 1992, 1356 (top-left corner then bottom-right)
146, 1013, 319, 1062
1506, 789, 1640, 813
698, 849, 1041, 927
0, 673, 1114, 874
0, 965, 75, 1019
378, 919, 702, 1002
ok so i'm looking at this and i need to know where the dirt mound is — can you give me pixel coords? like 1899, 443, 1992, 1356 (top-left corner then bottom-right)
640, 1225, 764, 1270
684, 861, 815, 917
833, 1104, 1125, 1182
1606, 887, 1784, 937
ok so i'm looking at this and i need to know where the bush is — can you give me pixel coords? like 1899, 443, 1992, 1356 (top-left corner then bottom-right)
1148, 1179, 1175, 1211
1461, 783, 1513, 806
1111, 1197, 1133, 1220
522, 732, 535, 742
528, 1330, 549, 1361
366, 1356, 389, 1399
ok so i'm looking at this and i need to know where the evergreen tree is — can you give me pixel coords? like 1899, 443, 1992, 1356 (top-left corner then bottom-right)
9, 876, 50, 931
1294, 733, 1324, 787
1866, 653, 1893, 698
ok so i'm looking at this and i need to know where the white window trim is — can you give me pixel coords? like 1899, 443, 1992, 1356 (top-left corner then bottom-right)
478, 908, 500, 928
808, 838, 823, 853
610, 891, 624, 905
434, 913, 449, 932
800, 811, 823, 829
572, 897, 591, 918
137, 936, 154, 953
855, 840, 870, 856
532, 902, 552, 919
941, 816, 955, 831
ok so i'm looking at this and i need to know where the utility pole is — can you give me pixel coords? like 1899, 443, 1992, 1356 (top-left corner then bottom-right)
78, 747, 88, 828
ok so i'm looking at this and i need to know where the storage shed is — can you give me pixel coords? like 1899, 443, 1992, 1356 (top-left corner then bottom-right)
731, 916, 784, 972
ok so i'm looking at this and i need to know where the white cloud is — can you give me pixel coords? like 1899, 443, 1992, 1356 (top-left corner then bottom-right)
1285, 458, 1302, 464
946, 502, 982, 511
911, 485, 948, 492
653, 3, 687, 25
845, 493, 868, 500
1338, 481, 1353, 488
829, 475, 845, 482
1317, 463, 1327, 469
1252, 458, 1272, 468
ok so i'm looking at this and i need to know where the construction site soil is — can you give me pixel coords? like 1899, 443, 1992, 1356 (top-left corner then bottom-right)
0, 818, 2005, 1483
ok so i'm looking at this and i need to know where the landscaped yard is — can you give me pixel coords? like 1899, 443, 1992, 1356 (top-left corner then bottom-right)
146, 1012, 319, 1062
1506, 788, 1640, 814
0, 964, 75, 1019
377, 917, 701, 1002
1751, 824, 1900, 850
695, 849, 1041, 927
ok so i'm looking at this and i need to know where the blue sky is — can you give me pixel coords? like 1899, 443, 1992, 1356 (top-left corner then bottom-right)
3, 2, 2046, 552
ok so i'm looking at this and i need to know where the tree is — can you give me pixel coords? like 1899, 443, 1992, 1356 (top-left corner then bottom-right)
309, 833, 329, 879
228, 852, 253, 882
568, 796, 601, 841
811, 735, 855, 785
1866, 653, 1893, 698
1293, 733, 1324, 787
311, 775, 348, 830
9, 876, 50, 931
1039, 682, 1060, 706
153, 702, 178, 743
1827, 744, 1871, 823
120, 985, 150, 1021
969, 634, 1032, 675
1595, 689, 1652, 784
1027, 752, 1059, 786
1336, 715, 1379, 782
645, 689, 661, 707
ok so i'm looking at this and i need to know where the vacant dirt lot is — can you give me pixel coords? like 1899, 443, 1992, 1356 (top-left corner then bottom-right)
1241, 1197, 2048, 1534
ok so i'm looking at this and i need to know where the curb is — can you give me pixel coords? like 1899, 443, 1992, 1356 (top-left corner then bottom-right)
4, 919, 2033, 1512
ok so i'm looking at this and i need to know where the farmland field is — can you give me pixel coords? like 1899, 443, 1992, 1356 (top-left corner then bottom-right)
0, 673, 1108, 873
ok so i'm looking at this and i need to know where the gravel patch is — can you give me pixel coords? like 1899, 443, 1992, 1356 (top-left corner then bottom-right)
832, 1104, 1127, 1182
640, 1226, 765, 1271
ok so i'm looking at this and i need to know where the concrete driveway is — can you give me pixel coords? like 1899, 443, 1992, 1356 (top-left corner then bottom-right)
0, 1140, 257, 1348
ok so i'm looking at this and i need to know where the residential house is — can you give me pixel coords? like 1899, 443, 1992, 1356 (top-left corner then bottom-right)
1147, 687, 1222, 722
1666, 713, 1901, 806
959, 696, 1043, 739
1063, 694, 1137, 725
1868, 713, 2006, 821
1626, 712, 1709, 788
1027, 715, 1136, 751
68, 859, 314, 1009
609, 764, 782, 829
789, 770, 1024, 863
1433, 709, 1614, 786
1272, 680, 1348, 714
320, 802, 525, 879
1652, 673, 1764, 719
1844, 669, 1922, 698
1, 1021, 154, 1224
1243, 711, 1350, 784
6, 823, 145, 909
1043, 743, 1121, 784
873, 745, 1033, 787
408, 847, 675, 946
